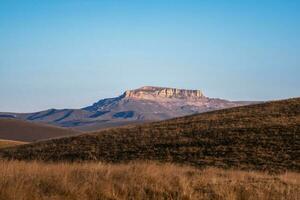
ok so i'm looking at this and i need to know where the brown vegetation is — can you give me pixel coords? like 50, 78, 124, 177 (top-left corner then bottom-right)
0, 118, 80, 142
0, 161, 299, 200
1, 98, 299, 172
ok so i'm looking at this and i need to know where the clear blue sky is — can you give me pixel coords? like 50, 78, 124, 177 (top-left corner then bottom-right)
0, 0, 299, 112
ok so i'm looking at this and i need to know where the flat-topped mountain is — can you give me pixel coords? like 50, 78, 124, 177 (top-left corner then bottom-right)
0, 86, 256, 132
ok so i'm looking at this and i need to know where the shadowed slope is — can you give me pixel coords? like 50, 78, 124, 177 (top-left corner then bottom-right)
1, 98, 299, 172
0, 119, 80, 142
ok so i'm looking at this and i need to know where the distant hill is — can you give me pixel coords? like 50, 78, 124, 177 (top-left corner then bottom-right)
0, 119, 80, 142
1, 98, 299, 172
0, 86, 255, 131
0, 139, 26, 148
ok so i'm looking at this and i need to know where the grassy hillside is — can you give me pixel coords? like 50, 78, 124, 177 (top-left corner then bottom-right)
0, 139, 26, 149
1, 98, 299, 172
0, 119, 80, 142
0, 161, 298, 200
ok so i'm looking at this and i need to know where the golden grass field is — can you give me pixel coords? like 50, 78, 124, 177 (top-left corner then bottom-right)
0, 161, 299, 200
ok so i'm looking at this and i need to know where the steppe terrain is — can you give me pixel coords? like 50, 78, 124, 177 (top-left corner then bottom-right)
1, 98, 299, 200
1, 98, 299, 172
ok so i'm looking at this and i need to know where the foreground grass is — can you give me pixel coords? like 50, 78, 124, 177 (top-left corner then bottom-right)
0, 161, 299, 200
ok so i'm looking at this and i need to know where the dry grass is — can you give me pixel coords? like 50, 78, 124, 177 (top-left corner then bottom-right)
0, 161, 299, 200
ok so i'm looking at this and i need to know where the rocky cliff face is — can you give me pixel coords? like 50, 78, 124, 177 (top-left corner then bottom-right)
124, 86, 205, 100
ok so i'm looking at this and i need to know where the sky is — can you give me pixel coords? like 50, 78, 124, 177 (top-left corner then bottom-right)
0, 0, 299, 112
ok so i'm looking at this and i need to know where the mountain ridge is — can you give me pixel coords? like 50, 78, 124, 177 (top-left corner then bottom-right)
0, 86, 257, 131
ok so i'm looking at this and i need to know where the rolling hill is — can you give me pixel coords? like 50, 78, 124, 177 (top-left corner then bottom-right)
0, 119, 80, 142
1, 98, 299, 172
0, 139, 27, 148
0, 86, 254, 131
